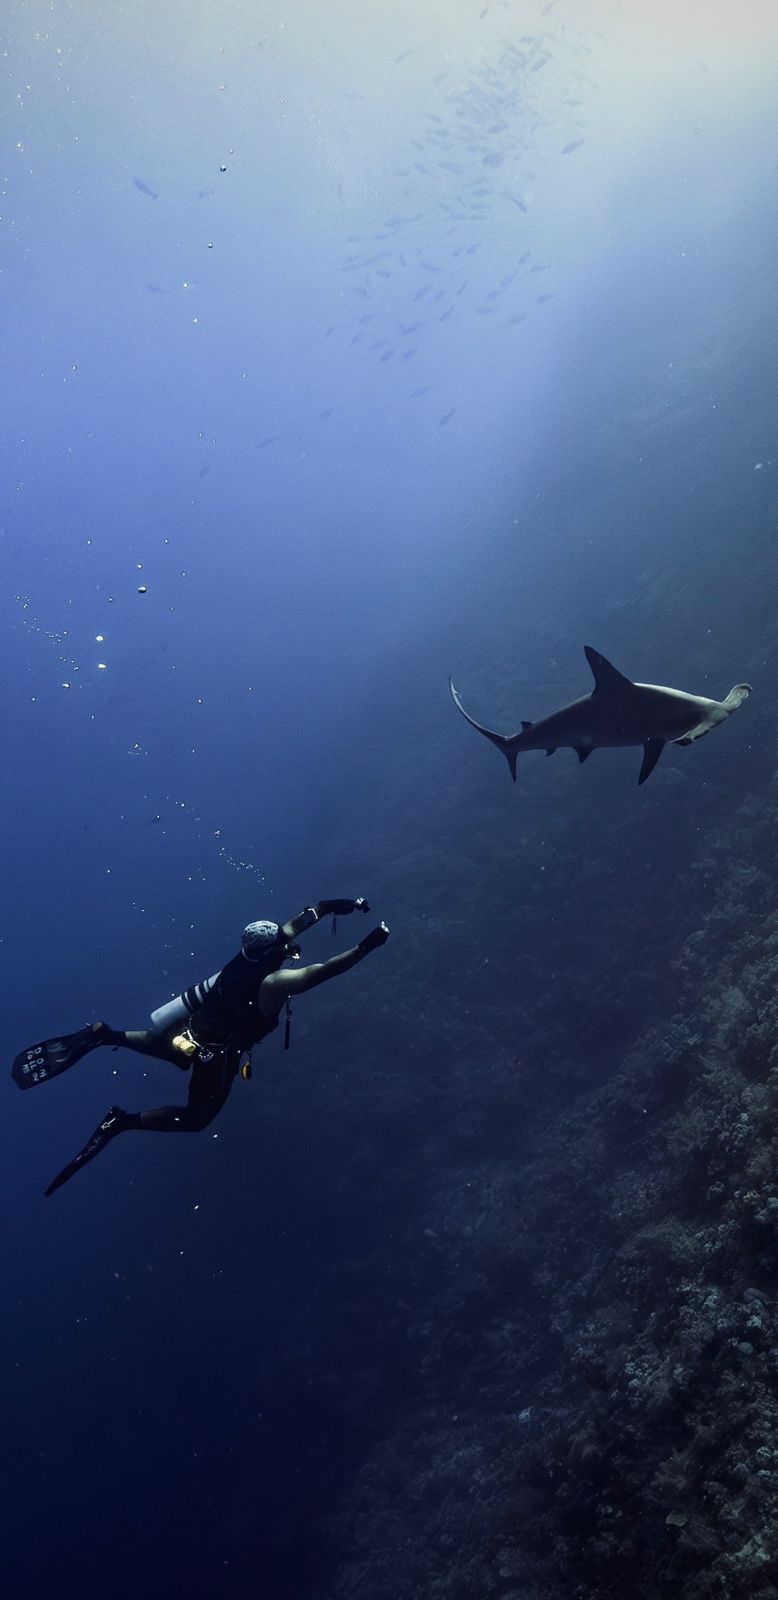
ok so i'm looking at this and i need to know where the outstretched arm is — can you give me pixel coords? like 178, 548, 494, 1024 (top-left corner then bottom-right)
281, 897, 370, 940
262, 923, 389, 1003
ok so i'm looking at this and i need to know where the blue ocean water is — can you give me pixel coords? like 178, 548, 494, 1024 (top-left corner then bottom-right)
3, 3, 777, 1596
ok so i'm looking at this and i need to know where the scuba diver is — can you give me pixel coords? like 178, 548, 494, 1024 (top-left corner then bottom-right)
12, 897, 389, 1196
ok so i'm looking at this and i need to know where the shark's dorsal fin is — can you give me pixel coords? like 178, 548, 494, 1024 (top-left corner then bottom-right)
584, 646, 635, 696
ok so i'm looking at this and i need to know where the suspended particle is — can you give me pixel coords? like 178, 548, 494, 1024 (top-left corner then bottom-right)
137, 585, 148, 594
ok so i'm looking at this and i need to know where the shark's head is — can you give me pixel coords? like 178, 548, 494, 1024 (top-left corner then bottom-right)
721, 684, 752, 714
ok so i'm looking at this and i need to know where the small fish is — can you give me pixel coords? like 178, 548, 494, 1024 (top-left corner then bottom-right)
439, 409, 455, 427
134, 178, 159, 199
561, 139, 585, 156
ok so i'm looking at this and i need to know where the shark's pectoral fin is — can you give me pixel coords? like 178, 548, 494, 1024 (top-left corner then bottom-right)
638, 738, 665, 785
584, 645, 635, 696
449, 678, 521, 782
576, 747, 593, 764
545, 747, 557, 757
675, 722, 712, 747
521, 719, 533, 730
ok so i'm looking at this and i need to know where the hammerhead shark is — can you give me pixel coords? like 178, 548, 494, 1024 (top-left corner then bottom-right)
449, 646, 751, 785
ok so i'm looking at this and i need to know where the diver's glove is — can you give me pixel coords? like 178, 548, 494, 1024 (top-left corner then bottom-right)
318, 897, 370, 916
358, 922, 390, 955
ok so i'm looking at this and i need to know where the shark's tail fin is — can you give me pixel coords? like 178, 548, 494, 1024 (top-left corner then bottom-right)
449, 678, 521, 782
722, 683, 752, 714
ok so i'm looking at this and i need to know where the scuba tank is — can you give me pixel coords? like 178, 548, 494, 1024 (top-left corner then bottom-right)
150, 973, 221, 1034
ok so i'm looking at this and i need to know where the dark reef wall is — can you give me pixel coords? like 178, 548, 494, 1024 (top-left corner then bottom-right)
266, 337, 778, 1599
218, 610, 778, 1600
210, 396, 778, 1596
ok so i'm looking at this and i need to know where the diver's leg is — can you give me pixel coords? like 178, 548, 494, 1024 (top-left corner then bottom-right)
44, 1056, 237, 1193
108, 1028, 187, 1068
135, 1101, 220, 1132
133, 1053, 238, 1132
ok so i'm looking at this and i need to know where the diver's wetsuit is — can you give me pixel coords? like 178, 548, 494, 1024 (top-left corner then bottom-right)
102, 945, 287, 1132
109, 1006, 280, 1134
41, 1007, 280, 1195
30, 899, 388, 1194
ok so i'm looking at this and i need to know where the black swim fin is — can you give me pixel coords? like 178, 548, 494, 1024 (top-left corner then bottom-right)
44, 1106, 129, 1197
12, 1022, 114, 1090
